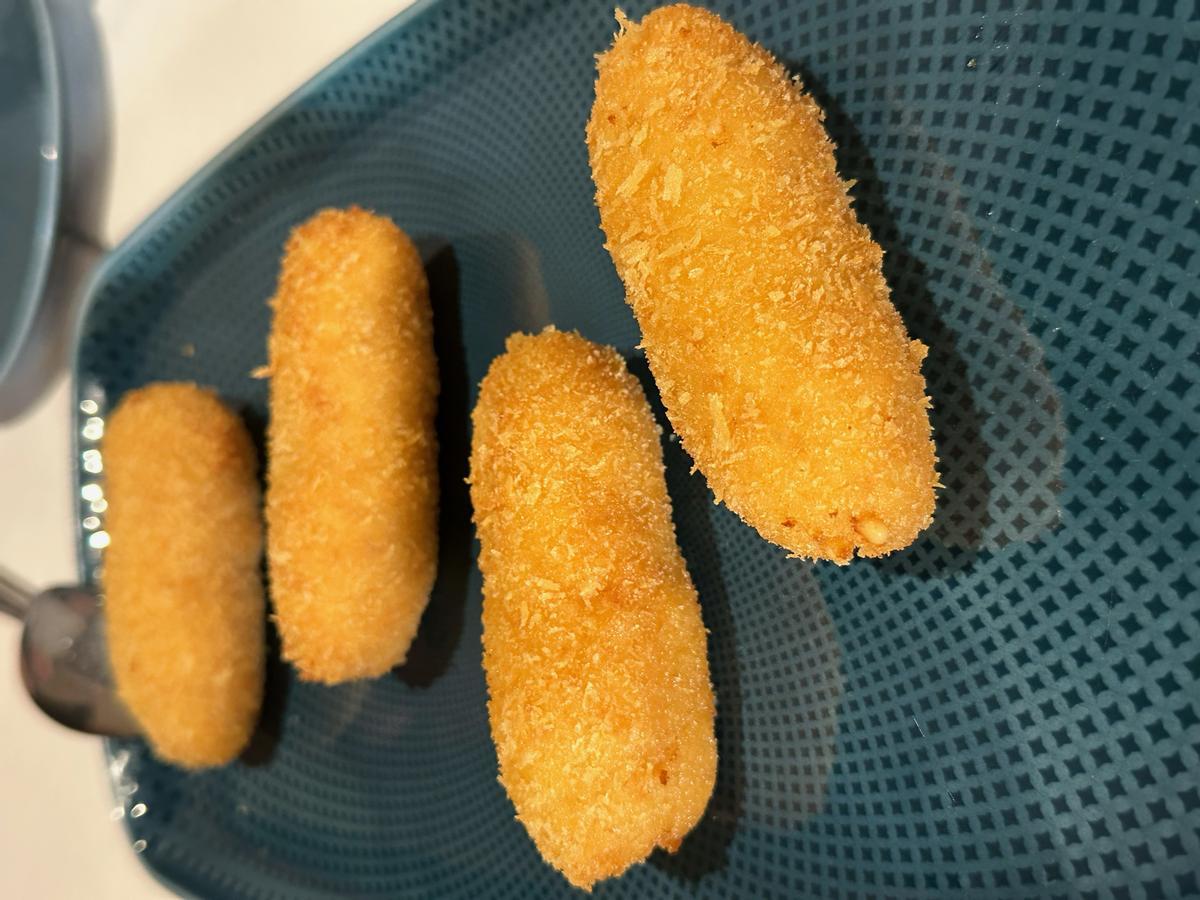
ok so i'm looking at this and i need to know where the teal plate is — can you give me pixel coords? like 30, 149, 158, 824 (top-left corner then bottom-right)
73, 0, 1198, 897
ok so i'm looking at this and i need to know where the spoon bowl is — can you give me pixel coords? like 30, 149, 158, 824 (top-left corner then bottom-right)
2, 569, 138, 737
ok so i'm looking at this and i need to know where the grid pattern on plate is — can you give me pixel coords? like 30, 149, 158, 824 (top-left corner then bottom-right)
74, 0, 1198, 897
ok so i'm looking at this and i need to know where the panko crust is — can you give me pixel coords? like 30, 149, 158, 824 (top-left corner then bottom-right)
470, 328, 717, 889
103, 382, 265, 768
587, 5, 938, 563
266, 207, 438, 682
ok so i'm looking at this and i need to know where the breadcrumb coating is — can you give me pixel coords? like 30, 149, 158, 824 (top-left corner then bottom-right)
469, 328, 716, 890
587, 4, 937, 563
103, 383, 264, 768
266, 207, 438, 683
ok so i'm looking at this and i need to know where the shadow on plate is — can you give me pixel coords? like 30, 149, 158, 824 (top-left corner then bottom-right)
395, 243, 473, 688
235, 405, 289, 766
795, 66, 1065, 574
239, 616, 290, 767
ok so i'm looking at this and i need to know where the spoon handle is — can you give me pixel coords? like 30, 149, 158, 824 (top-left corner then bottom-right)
0, 567, 33, 620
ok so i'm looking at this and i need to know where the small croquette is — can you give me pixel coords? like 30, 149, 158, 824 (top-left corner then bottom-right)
103, 382, 265, 768
266, 206, 439, 683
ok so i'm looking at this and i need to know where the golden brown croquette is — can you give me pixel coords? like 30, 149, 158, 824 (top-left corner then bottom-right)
103, 382, 264, 768
469, 327, 716, 890
266, 207, 438, 682
587, 5, 938, 563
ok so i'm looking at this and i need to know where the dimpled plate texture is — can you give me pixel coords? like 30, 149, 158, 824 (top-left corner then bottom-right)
73, 0, 1199, 897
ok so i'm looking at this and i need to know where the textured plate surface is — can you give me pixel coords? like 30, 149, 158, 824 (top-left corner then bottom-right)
74, 0, 1199, 897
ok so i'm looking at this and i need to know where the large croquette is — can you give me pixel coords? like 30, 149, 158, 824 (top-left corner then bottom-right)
469, 327, 716, 890
587, 5, 938, 563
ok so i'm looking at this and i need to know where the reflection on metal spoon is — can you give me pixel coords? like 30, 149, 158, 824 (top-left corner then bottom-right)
1, 567, 139, 737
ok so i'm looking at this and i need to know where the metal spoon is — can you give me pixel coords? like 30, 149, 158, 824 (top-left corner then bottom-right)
0, 568, 139, 737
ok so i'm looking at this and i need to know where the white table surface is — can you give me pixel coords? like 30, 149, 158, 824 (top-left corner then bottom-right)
0, 2, 414, 895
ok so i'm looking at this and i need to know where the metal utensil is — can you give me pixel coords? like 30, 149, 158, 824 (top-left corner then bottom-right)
1, 567, 138, 737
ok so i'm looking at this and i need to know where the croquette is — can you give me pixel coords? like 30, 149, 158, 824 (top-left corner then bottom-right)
469, 327, 716, 890
103, 382, 264, 768
587, 4, 938, 563
266, 207, 438, 682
